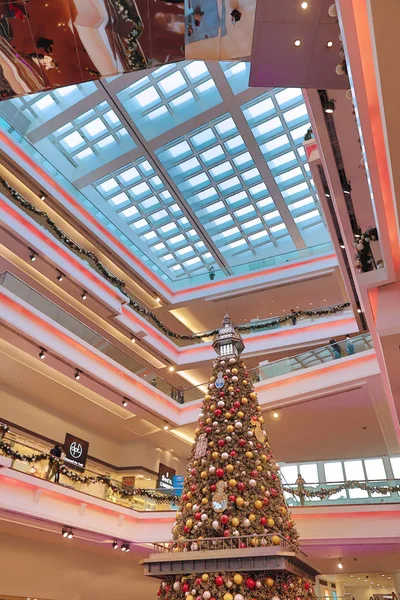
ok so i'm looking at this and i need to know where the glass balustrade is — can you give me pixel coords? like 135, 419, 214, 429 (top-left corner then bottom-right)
1, 432, 399, 512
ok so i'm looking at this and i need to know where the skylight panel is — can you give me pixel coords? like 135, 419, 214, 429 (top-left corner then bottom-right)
270, 223, 287, 232
82, 117, 107, 138
196, 80, 215, 94
275, 88, 302, 107
153, 242, 166, 251
169, 233, 185, 245
150, 176, 163, 189
33, 95, 55, 111
176, 245, 194, 256
169, 140, 191, 158
224, 134, 244, 152
119, 166, 140, 183
75, 109, 96, 124
289, 196, 315, 210
56, 85, 78, 97
160, 222, 178, 234
191, 128, 216, 149
99, 178, 119, 193
275, 166, 303, 185
281, 182, 308, 198
179, 157, 200, 173
233, 151, 253, 168
122, 206, 139, 218
283, 103, 308, 124
104, 110, 120, 126
290, 122, 311, 142
264, 210, 280, 221
229, 239, 247, 249
130, 218, 148, 229
241, 168, 261, 183
252, 116, 281, 138
171, 91, 194, 108
75, 148, 94, 161
268, 151, 296, 170
243, 97, 274, 121
195, 241, 206, 250
171, 264, 183, 271
229, 62, 247, 75
54, 123, 73, 137
197, 187, 217, 201
227, 191, 248, 205
256, 197, 274, 210
249, 183, 268, 197
205, 201, 225, 213
235, 204, 254, 218
215, 117, 237, 137
110, 192, 128, 206
130, 182, 151, 197
138, 160, 154, 175
249, 230, 269, 242
218, 176, 240, 192
294, 209, 320, 223
210, 161, 233, 179
135, 86, 161, 108
62, 131, 85, 150
187, 229, 199, 239
151, 209, 168, 221
184, 257, 201, 266
153, 64, 176, 78
160, 190, 173, 202
188, 173, 209, 187
158, 71, 186, 96
179, 217, 189, 226
242, 217, 262, 230
140, 196, 159, 209
261, 134, 290, 154
96, 135, 115, 148
200, 145, 225, 163
143, 231, 158, 241
221, 226, 240, 238
213, 214, 233, 227
184, 61, 208, 81
147, 106, 168, 120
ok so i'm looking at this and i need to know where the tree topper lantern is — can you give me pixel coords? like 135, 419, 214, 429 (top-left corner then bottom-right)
212, 313, 245, 358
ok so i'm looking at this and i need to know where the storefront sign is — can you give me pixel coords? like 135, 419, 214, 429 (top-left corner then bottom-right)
157, 463, 175, 491
63, 433, 89, 472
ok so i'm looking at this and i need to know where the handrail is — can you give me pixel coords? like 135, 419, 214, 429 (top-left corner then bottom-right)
150, 532, 297, 553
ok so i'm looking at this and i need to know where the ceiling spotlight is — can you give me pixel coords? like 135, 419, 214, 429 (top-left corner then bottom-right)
357, 308, 362, 313
338, 560, 343, 569
122, 398, 128, 407
323, 99, 336, 113
131, 336, 136, 343
39, 191, 46, 201
326, 40, 334, 48
325, 192, 330, 197
39, 348, 46, 360
57, 272, 64, 282
121, 542, 130, 552
62, 527, 68, 538
124, 543, 130, 552
112, 540, 119, 550
81, 291, 87, 300
343, 181, 352, 194
155, 297, 161, 303
168, 366, 175, 372
301, 1, 308, 8
163, 423, 169, 430
294, 39, 301, 47
74, 370, 81, 380
29, 250, 37, 262
273, 411, 279, 419
340, 243, 345, 249
67, 530, 74, 539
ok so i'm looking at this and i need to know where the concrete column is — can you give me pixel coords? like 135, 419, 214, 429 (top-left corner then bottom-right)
394, 571, 400, 596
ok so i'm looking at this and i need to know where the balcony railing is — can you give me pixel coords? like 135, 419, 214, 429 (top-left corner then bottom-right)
1, 430, 399, 514
0, 271, 359, 403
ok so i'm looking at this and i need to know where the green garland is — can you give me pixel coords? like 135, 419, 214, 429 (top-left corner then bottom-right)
354, 227, 378, 273
0, 440, 177, 505
1, 176, 350, 341
282, 480, 400, 500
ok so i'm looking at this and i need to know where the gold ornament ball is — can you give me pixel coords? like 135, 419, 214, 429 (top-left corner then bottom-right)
200, 471, 208, 479
237, 411, 244, 419
261, 455, 267, 462
186, 502, 192, 510
227, 386, 234, 392
228, 478, 237, 488
258, 416, 264, 424
241, 397, 248, 405
256, 405, 262, 412
225, 412, 232, 419
242, 380, 248, 386
224, 594, 233, 600
206, 417, 212, 425
251, 537, 259, 546
272, 535, 281, 546
279, 506, 287, 516
254, 500, 263, 509
187, 491, 192, 499
226, 425, 234, 433
261, 485, 266, 492
202, 487, 209, 495
205, 393, 212, 400
232, 517, 240, 527
226, 464, 234, 473
236, 496, 244, 506
209, 377, 215, 383
202, 574, 209, 582
210, 404, 216, 412
245, 451, 253, 459
187, 595, 194, 600
212, 451, 219, 460
248, 513, 256, 522
173, 547, 180, 552
195, 427, 200, 435
267, 517, 275, 527
186, 519, 193, 528
209, 441, 215, 448
256, 465, 263, 472
266, 577, 274, 588
231, 368, 238, 375
202, 497, 208, 505
249, 392, 257, 400
233, 574, 243, 585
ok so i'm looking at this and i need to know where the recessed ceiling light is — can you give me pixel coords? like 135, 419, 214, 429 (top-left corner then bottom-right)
294, 39, 301, 47
164, 424, 169, 430
301, 1, 308, 8
327, 40, 334, 47
272, 411, 279, 419
156, 297, 161, 302
168, 366, 175, 372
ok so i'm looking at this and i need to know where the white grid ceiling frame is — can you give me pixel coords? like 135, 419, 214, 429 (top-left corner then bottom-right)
116, 61, 223, 142
241, 88, 327, 239
91, 157, 219, 278
155, 113, 294, 263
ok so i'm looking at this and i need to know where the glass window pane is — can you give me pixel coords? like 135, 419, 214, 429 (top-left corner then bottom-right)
280, 465, 298, 484
364, 458, 386, 480
344, 460, 365, 481
324, 462, 344, 483
300, 463, 318, 483
390, 457, 400, 478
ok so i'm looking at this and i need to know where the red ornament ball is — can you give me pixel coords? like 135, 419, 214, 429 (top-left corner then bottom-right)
239, 439, 246, 447
214, 409, 222, 417
237, 482, 245, 491
270, 488, 278, 497
218, 440, 225, 447
219, 391, 225, 397
182, 584, 189, 593
211, 484, 217, 492
230, 451, 237, 457
216, 468, 224, 478
223, 529, 230, 537
205, 427, 212, 434
233, 401, 240, 408
239, 542, 247, 548
260, 517, 267, 525
304, 582, 311, 590
195, 512, 201, 521
246, 578, 256, 590
220, 514, 229, 524
184, 526, 190, 533
191, 484, 197, 492
215, 576, 224, 587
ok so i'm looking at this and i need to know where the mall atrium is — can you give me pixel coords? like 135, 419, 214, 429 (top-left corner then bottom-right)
0, 0, 399, 599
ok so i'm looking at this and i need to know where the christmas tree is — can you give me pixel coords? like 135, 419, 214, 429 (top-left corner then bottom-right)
146, 315, 318, 600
